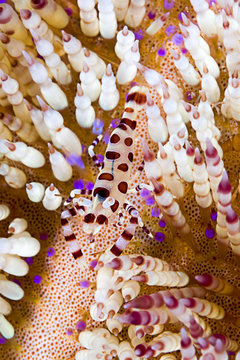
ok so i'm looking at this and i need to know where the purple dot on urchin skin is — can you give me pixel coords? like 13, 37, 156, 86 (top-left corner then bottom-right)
151, 207, 160, 217
25, 257, 34, 265
185, 91, 194, 101
145, 196, 155, 206
66, 327, 73, 335
86, 182, 94, 190
90, 259, 98, 269
40, 233, 48, 240
111, 118, 120, 128
73, 178, 84, 190
76, 320, 86, 331
172, 33, 183, 46
140, 188, 150, 198
211, 212, 217, 221
79, 280, 90, 288
159, 219, 166, 228
47, 247, 55, 257
155, 232, 165, 242
0, 336, 6, 344
163, 0, 174, 10
131, 81, 138, 87
148, 11, 156, 19
134, 31, 143, 40
157, 47, 166, 57
205, 227, 215, 239
33, 275, 42, 284
181, 47, 188, 54
64, 7, 72, 16
165, 25, 176, 37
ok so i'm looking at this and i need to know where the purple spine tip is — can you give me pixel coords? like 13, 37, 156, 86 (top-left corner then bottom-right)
135, 344, 147, 356
217, 171, 231, 194
195, 273, 213, 286
164, 295, 178, 309
180, 297, 195, 308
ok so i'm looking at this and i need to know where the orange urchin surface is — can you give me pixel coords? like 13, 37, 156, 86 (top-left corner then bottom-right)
1, 0, 240, 360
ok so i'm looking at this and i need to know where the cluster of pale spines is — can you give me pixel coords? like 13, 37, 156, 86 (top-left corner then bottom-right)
22, 50, 68, 111
138, 51, 230, 217
0, 69, 33, 123
0, 112, 38, 143
30, 29, 72, 86
0, 138, 44, 170
76, 253, 240, 360
0, 0, 148, 199
11, 0, 69, 29
0, 0, 239, 358
0, 216, 40, 339
141, 140, 190, 233
188, 0, 240, 120
26, 182, 62, 210
36, 96, 82, 156
0, 160, 26, 189
192, 148, 212, 209
78, 0, 145, 39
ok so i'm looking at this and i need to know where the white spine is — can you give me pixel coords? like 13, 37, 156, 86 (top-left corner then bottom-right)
20, 9, 59, 45
26, 182, 45, 203
99, 64, 119, 111
77, 0, 99, 37
201, 66, 220, 103
113, 0, 129, 21
193, 148, 212, 208
170, 49, 200, 86
22, 51, 68, 110
0, 205, 10, 221
0, 161, 27, 189
83, 48, 106, 79
42, 184, 62, 210
0, 234, 40, 257
0, 139, 45, 168
146, 92, 168, 143
190, 0, 218, 37
74, 84, 95, 128
62, 31, 84, 72
48, 144, 73, 182
124, 0, 146, 28
26, 101, 52, 141
37, 96, 82, 156
30, 29, 72, 85
8, 218, 28, 234
115, 26, 135, 61
117, 40, 140, 85
98, 0, 117, 39
80, 62, 101, 102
